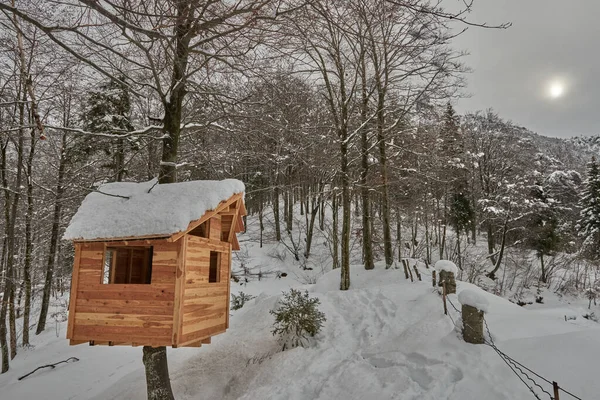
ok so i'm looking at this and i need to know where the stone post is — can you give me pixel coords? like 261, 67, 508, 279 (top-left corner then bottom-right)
438, 270, 456, 294
461, 304, 485, 344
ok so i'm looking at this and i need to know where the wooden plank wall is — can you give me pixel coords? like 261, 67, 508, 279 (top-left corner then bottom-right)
221, 215, 233, 242
179, 235, 229, 345
208, 215, 222, 241
69, 241, 179, 346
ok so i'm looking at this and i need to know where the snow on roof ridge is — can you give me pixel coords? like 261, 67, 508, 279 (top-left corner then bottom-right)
63, 178, 245, 241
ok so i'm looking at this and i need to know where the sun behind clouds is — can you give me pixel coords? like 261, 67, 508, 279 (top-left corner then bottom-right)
548, 80, 565, 99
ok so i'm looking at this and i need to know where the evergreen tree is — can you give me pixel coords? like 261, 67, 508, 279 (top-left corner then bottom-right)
80, 77, 134, 181
440, 103, 473, 266
440, 102, 462, 160
526, 181, 561, 283
578, 157, 600, 260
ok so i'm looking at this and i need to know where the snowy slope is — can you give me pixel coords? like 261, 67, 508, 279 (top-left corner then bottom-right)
95, 266, 600, 400
3, 207, 600, 400
2, 263, 598, 400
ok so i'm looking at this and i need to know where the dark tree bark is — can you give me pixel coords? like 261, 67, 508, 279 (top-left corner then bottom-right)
37, 132, 67, 335
304, 185, 321, 258
340, 139, 351, 290
145, 2, 195, 397
273, 183, 281, 241
331, 191, 339, 270
22, 125, 36, 347
0, 140, 9, 373
487, 210, 510, 280
359, 50, 374, 270
1, 88, 26, 370
143, 346, 175, 400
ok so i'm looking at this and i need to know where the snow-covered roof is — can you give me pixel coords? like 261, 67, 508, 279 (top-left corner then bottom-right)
434, 260, 458, 275
63, 179, 245, 241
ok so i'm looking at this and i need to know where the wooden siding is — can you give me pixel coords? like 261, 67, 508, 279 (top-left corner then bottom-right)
68, 241, 179, 346
208, 215, 222, 241
179, 235, 229, 344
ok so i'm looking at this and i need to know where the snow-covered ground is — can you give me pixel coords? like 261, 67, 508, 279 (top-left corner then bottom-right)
1, 217, 599, 399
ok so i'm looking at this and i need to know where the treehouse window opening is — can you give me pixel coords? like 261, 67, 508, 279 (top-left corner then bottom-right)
209, 251, 221, 283
188, 221, 209, 238
102, 246, 153, 284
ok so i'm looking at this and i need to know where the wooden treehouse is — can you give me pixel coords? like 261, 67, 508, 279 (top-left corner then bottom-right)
63, 179, 246, 348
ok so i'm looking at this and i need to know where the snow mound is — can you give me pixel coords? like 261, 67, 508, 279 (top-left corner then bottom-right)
63, 179, 244, 240
434, 260, 458, 274
458, 289, 490, 312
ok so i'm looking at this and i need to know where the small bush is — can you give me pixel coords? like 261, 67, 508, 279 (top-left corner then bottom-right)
583, 312, 598, 322
231, 292, 255, 311
270, 289, 326, 350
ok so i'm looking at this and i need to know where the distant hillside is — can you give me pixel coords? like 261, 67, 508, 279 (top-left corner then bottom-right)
512, 126, 595, 172
568, 135, 600, 164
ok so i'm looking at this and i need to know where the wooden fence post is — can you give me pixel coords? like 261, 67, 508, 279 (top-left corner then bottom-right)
553, 382, 560, 400
442, 280, 448, 315
432, 270, 436, 287
413, 265, 421, 281
408, 264, 414, 282
402, 259, 409, 279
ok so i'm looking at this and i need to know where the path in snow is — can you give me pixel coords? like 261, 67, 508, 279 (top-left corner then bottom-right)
2, 264, 599, 400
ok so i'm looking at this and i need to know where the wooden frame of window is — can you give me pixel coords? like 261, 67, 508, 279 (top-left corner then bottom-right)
101, 246, 153, 284
209, 251, 221, 283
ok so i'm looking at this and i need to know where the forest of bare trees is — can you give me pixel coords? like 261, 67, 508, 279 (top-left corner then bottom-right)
0, 1, 597, 398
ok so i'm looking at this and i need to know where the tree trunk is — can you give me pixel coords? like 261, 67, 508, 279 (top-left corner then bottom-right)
376, 93, 393, 268
273, 183, 281, 241
22, 126, 36, 347
359, 60, 374, 270
396, 209, 402, 262
332, 190, 339, 270
283, 188, 289, 232
340, 139, 351, 290
0, 140, 9, 373
143, 346, 175, 400
146, 4, 194, 397
287, 190, 293, 233
147, 137, 157, 179
456, 229, 462, 271
487, 210, 510, 280
258, 200, 264, 248
487, 221, 496, 265
304, 194, 319, 259
440, 195, 448, 259
424, 208, 431, 264
540, 253, 547, 284
37, 133, 67, 335
115, 138, 125, 181
1, 95, 26, 370
319, 193, 325, 231
9, 94, 26, 360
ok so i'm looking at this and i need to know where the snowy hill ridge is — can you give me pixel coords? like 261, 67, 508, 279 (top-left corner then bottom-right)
512, 126, 596, 171
569, 134, 600, 159
1, 263, 598, 400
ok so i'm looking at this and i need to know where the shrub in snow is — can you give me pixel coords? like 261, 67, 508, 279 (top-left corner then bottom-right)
231, 292, 255, 311
270, 289, 326, 350
582, 312, 598, 322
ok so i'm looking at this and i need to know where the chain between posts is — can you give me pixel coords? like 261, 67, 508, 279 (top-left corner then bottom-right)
442, 294, 583, 400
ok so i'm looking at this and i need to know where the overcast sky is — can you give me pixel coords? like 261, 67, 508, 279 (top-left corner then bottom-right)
451, 1, 600, 138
